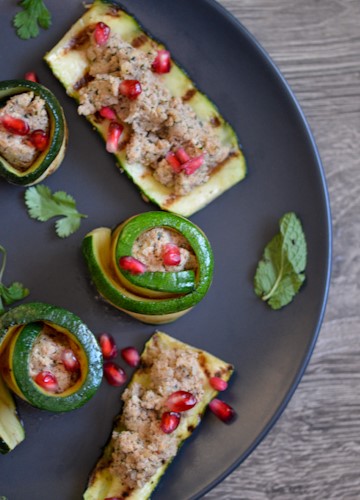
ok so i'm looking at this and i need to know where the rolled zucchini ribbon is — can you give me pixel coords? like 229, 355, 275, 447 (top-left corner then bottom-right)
0, 302, 103, 412
82, 212, 214, 324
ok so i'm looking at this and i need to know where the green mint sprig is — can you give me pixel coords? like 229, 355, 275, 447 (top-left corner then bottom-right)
254, 212, 307, 310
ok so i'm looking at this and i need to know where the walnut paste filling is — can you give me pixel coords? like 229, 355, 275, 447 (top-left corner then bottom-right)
29, 325, 80, 393
109, 335, 206, 490
132, 227, 197, 272
77, 33, 230, 195
0, 92, 49, 170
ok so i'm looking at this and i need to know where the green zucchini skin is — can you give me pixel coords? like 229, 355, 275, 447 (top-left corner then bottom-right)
84, 331, 234, 499
0, 374, 25, 454
82, 212, 214, 323
0, 79, 67, 186
44, 0, 246, 217
0, 302, 103, 413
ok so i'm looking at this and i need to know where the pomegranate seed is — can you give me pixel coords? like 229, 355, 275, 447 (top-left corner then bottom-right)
175, 147, 190, 164
61, 349, 80, 372
119, 256, 147, 274
103, 362, 127, 387
28, 129, 49, 151
162, 243, 181, 266
209, 376, 228, 392
166, 151, 182, 173
99, 106, 117, 120
94, 22, 110, 46
34, 371, 59, 393
166, 390, 197, 412
1, 114, 29, 136
209, 398, 235, 423
106, 121, 123, 153
160, 411, 180, 434
152, 50, 171, 74
182, 155, 204, 175
24, 71, 38, 82
121, 346, 140, 367
119, 80, 142, 100
99, 333, 118, 360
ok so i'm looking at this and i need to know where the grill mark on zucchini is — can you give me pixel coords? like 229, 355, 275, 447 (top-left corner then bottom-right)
182, 88, 197, 102
131, 34, 149, 48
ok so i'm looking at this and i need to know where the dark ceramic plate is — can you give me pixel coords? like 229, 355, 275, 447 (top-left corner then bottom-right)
0, 1, 331, 499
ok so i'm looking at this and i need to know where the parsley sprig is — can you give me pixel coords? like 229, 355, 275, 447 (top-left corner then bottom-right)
0, 245, 30, 315
13, 0, 52, 40
25, 185, 87, 238
254, 212, 307, 310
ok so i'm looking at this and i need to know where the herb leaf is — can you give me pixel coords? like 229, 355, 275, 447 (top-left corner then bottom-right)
0, 245, 29, 315
13, 0, 51, 40
24, 185, 87, 238
254, 212, 307, 310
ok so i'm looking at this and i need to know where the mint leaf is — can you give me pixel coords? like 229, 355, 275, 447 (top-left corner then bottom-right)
0, 246, 29, 315
13, 0, 51, 40
24, 185, 87, 238
254, 212, 307, 310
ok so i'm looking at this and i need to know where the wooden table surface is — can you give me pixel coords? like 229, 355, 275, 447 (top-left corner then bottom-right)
205, 0, 360, 498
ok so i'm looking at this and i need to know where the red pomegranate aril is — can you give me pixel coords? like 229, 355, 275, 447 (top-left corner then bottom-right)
162, 243, 181, 266
152, 50, 171, 74
99, 106, 117, 120
209, 376, 228, 392
175, 147, 190, 164
182, 155, 204, 175
28, 129, 49, 151
1, 114, 29, 136
119, 256, 147, 275
103, 362, 127, 387
61, 349, 80, 372
94, 22, 110, 46
106, 121, 123, 153
121, 346, 140, 367
160, 411, 180, 434
99, 333, 118, 360
209, 398, 235, 423
165, 151, 182, 173
119, 80, 142, 100
166, 390, 197, 412
34, 371, 59, 393
24, 71, 38, 82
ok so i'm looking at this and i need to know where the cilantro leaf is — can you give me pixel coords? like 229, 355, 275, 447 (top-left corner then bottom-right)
0, 246, 29, 315
254, 212, 307, 310
13, 0, 51, 40
24, 185, 87, 238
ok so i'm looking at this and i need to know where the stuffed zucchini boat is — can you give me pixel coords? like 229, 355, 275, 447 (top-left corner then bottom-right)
84, 331, 234, 500
82, 212, 214, 324
0, 374, 25, 454
0, 302, 103, 412
0, 79, 67, 185
44, 0, 246, 217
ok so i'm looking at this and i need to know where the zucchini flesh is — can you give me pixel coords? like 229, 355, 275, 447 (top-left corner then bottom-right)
0, 375, 25, 454
44, 0, 246, 216
84, 331, 234, 499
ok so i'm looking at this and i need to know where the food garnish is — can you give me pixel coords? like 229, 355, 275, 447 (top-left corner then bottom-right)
83, 331, 234, 500
44, 0, 246, 216
254, 212, 307, 310
13, 0, 51, 40
82, 211, 214, 324
24, 184, 87, 238
0, 245, 29, 316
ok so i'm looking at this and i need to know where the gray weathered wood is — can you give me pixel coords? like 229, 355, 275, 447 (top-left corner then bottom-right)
206, 0, 360, 498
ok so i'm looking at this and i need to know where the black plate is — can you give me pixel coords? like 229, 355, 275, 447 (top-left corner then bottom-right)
0, 1, 331, 499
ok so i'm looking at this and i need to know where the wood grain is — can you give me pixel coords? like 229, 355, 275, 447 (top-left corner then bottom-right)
205, 0, 360, 498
